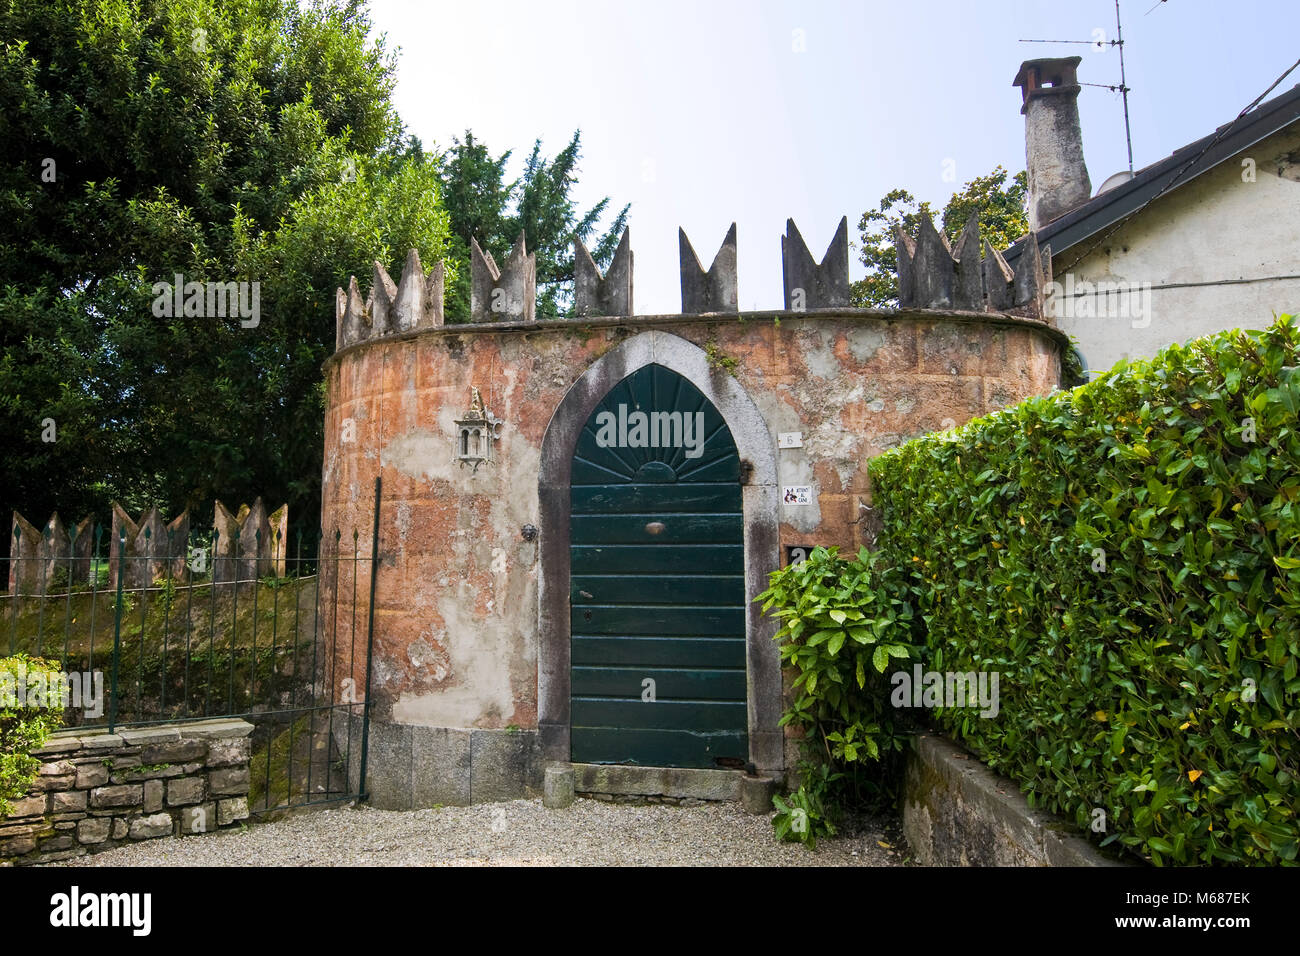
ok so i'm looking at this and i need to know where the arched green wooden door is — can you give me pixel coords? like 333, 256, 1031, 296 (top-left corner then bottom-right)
570, 363, 747, 767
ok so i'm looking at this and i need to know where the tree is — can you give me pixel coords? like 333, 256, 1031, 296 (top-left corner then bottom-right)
940, 166, 1030, 254
0, 0, 436, 540
510, 132, 629, 317
438, 132, 515, 322
0, 1, 630, 564
438, 130, 629, 320
850, 166, 1028, 308
239, 144, 453, 509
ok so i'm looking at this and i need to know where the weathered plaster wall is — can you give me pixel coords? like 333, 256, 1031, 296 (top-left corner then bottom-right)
1052, 125, 1300, 375
320, 311, 1062, 774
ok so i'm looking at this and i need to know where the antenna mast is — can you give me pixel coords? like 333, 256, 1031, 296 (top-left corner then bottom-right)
1019, 1, 1136, 173
1115, 0, 1134, 173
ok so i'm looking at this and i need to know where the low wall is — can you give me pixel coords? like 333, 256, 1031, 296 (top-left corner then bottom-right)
903, 733, 1125, 867
0, 718, 253, 865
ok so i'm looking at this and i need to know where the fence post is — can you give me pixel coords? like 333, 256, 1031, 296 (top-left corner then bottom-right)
357, 475, 381, 801
9, 523, 19, 656
108, 530, 126, 733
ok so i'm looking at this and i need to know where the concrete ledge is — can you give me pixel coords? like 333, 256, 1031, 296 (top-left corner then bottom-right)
903, 733, 1127, 867
572, 763, 746, 801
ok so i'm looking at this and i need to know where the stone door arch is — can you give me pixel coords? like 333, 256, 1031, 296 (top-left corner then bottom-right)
537, 330, 782, 774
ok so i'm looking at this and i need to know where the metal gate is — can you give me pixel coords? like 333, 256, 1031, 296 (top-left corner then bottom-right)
569, 364, 747, 767
3, 479, 381, 816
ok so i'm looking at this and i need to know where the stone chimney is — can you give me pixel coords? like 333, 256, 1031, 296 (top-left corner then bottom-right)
1014, 57, 1092, 230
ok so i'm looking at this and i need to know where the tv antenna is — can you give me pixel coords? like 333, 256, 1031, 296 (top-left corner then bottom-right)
1020, 0, 1135, 174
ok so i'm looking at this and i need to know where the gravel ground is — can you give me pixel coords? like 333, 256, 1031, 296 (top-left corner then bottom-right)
59, 797, 909, 867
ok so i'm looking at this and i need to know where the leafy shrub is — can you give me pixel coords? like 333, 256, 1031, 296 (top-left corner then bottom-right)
772, 762, 841, 849
0, 655, 67, 818
757, 546, 921, 843
866, 316, 1300, 865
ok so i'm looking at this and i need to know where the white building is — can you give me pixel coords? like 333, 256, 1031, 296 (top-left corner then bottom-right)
1004, 57, 1300, 377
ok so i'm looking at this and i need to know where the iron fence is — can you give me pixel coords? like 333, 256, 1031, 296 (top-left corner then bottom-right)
1, 479, 381, 815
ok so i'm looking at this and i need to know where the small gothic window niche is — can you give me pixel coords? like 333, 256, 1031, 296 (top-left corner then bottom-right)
454, 386, 502, 472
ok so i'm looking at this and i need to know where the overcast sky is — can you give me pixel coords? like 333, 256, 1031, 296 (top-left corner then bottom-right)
366, 0, 1299, 314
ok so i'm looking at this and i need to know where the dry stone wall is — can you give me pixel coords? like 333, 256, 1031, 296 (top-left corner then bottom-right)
0, 718, 252, 865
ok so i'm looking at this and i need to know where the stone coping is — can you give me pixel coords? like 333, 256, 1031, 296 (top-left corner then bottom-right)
36, 718, 254, 754
325, 307, 1068, 369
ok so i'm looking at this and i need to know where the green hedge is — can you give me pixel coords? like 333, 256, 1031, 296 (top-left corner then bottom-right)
867, 316, 1300, 864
